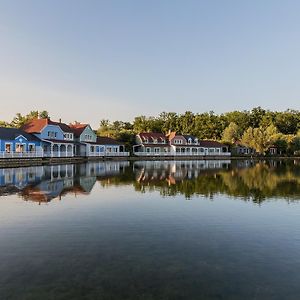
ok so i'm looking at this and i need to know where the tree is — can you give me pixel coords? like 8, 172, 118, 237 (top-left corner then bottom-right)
241, 125, 278, 155
39, 110, 50, 119
222, 122, 240, 144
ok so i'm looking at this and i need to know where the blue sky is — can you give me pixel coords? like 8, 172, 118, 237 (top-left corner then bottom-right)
0, 0, 300, 127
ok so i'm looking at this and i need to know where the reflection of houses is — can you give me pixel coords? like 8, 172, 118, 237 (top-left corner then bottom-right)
134, 160, 231, 185
21, 118, 75, 157
133, 132, 231, 156
0, 161, 131, 203
0, 127, 43, 158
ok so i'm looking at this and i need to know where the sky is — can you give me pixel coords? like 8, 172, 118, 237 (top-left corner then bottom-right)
0, 0, 300, 128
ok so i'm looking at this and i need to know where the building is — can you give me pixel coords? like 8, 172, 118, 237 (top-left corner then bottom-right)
69, 123, 98, 156
133, 132, 171, 156
133, 132, 231, 156
168, 132, 203, 155
0, 127, 43, 158
21, 118, 75, 157
231, 141, 256, 156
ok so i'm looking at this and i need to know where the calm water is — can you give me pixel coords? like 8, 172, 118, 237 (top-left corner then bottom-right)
0, 159, 300, 300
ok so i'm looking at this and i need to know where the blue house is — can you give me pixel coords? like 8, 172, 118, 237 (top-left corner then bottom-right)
0, 127, 42, 158
21, 118, 75, 157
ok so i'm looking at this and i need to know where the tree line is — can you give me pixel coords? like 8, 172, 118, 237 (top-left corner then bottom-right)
2, 107, 300, 155
97, 107, 300, 155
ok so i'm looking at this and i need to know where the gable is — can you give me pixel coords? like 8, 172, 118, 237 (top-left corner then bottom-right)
15, 135, 28, 142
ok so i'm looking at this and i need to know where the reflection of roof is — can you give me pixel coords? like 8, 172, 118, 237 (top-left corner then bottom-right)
21, 185, 54, 203
21, 119, 73, 133
0, 127, 41, 141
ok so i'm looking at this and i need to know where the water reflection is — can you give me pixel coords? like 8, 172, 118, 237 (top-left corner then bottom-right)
1, 159, 300, 203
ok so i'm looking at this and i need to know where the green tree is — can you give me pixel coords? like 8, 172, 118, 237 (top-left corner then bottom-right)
222, 122, 240, 144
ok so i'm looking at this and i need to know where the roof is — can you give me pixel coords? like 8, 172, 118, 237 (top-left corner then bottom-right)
69, 123, 89, 138
183, 135, 198, 141
0, 127, 41, 142
21, 118, 73, 133
96, 136, 124, 146
200, 140, 227, 148
138, 132, 166, 142
42, 139, 75, 144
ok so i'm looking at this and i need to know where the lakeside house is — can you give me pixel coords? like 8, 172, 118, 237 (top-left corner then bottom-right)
0, 127, 43, 158
133, 132, 230, 156
21, 118, 75, 157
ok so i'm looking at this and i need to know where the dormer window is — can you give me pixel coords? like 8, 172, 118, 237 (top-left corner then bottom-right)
195, 138, 198, 145
153, 138, 158, 144
188, 138, 192, 144
144, 138, 148, 143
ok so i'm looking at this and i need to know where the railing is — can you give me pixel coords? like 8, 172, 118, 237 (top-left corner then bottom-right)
134, 152, 231, 157
0, 151, 44, 158
43, 152, 74, 158
88, 152, 130, 157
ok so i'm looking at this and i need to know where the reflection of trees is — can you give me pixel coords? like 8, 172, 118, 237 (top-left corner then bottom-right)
133, 161, 300, 203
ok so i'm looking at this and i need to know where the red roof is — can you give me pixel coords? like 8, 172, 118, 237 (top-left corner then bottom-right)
21, 118, 73, 133
139, 132, 166, 143
69, 123, 89, 137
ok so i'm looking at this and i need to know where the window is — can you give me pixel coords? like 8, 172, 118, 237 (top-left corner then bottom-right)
90, 146, 95, 152
154, 148, 160, 153
5, 143, 11, 153
28, 144, 35, 152
48, 131, 57, 139
188, 138, 192, 144
146, 147, 151, 153
16, 144, 25, 153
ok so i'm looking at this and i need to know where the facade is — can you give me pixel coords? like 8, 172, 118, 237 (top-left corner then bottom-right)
133, 132, 231, 156
133, 133, 171, 155
95, 137, 128, 156
169, 132, 204, 155
21, 118, 75, 157
0, 127, 43, 158
232, 141, 256, 156
69, 123, 129, 157
69, 123, 97, 156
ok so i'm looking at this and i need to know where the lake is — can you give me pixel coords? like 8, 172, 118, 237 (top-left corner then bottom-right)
0, 159, 300, 300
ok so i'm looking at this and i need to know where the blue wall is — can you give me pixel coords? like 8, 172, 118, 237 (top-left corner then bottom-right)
0, 135, 41, 152
34, 124, 64, 140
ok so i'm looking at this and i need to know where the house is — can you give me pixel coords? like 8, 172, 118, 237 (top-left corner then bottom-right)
96, 136, 128, 156
21, 118, 75, 157
133, 132, 171, 155
168, 132, 204, 155
0, 127, 43, 158
69, 123, 98, 156
133, 132, 231, 156
268, 145, 278, 155
69, 123, 129, 157
232, 141, 255, 156
200, 140, 230, 156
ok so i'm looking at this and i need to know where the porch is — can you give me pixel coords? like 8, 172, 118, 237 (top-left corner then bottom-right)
42, 141, 74, 157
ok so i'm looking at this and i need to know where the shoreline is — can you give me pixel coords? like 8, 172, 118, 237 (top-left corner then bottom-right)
0, 155, 299, 168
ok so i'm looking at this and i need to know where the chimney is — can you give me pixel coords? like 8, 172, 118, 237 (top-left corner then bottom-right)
59, 118, 62, 123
